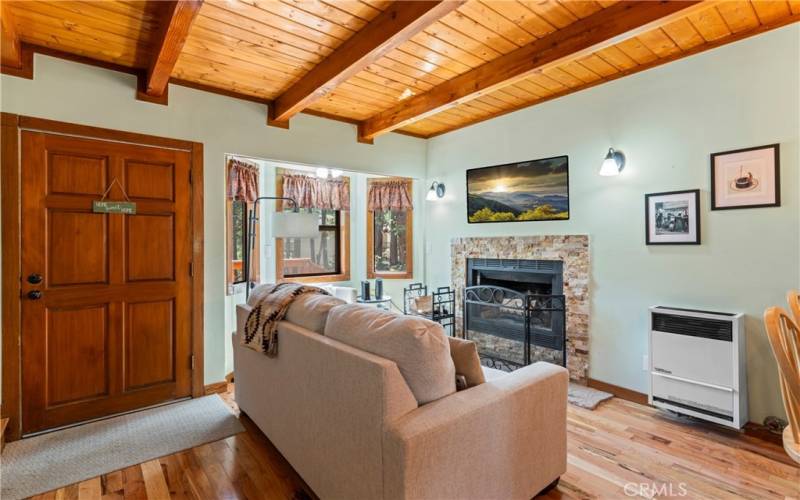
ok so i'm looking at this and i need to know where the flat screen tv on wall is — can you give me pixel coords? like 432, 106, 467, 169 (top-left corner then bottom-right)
466, 156, 570, 223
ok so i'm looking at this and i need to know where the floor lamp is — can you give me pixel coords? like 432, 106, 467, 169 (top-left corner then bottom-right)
244, 196, 320, 298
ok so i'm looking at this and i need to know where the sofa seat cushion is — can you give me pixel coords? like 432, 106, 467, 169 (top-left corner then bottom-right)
248, 283, 345, 334
325, 304, 456, 405
447, 337, 485, 388
481, 366, 508, 382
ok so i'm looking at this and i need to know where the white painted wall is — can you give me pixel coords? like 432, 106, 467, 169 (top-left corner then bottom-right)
0, 54, 427, 386
424, 24, 800, 423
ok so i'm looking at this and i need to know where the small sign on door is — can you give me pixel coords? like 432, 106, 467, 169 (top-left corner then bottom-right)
94, 178, 136, 214
92, 201, 136, 214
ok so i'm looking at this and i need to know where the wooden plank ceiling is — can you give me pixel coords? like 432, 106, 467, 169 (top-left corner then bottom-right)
2, 1, 798, 140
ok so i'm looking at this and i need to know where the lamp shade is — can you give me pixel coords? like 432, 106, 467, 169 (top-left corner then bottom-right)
270, 212, 319, 238
426, 181, 445, 201
599, 148, 625, 176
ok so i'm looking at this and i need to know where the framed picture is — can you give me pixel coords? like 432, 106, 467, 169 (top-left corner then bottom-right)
645, 189, 701, 245
711, 144, 780, 210
466, 155, 569, 223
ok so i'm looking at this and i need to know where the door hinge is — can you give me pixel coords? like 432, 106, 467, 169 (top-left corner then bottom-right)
191, 354, 195, 370
189, 169, 193, 185
189, 262, 194, 277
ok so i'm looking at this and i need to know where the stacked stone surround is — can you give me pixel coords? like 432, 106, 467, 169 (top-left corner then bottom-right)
451, 235, 590, 383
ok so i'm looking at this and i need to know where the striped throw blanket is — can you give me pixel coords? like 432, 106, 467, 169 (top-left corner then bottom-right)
243, 283, 330, 356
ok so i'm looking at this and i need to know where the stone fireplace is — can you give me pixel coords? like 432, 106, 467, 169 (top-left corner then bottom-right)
451, 236, 589, 383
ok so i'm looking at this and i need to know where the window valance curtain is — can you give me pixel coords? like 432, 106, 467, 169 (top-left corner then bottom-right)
282, 173, 350, 211
368, 178, 413, 212
227, 159, 259, 203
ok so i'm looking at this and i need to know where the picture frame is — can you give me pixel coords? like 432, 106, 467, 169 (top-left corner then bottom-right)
710, 144, 780, 210
645, 189, 701, 245
466, 155, 570, 224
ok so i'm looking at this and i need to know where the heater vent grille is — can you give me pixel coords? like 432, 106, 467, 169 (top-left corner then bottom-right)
652, 313, 732, 342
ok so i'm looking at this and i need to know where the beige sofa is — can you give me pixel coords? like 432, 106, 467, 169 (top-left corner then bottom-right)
235, 300, 567, 500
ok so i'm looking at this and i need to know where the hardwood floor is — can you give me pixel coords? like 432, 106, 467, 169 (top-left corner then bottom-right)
30, 384, 799, 499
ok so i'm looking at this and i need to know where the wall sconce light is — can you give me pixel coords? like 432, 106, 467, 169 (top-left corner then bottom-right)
426, 181, 446, 201
599, 148, 625, 176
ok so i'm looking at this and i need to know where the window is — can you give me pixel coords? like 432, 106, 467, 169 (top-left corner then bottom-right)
367, 178, 413, 279
275, 171, 350, 283
226, 158, 259, 292
229, 200, 247, 284
226, 198, 259, 290
281, 208, 341, 277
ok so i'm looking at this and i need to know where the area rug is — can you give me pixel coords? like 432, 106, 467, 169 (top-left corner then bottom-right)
0, 394, 244, 499
568, 383, 613, 410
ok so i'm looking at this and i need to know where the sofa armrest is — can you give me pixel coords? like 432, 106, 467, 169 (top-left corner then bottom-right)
382, 362, 568, 500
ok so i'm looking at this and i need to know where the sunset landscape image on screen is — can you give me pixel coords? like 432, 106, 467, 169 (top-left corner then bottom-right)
467, 156, 569, 223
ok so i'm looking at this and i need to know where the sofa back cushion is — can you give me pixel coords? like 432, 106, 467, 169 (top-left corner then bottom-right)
447, 337, 486, 388
285, 293, 346, 334
325, 304, 456, 405
247, 283, 345, 334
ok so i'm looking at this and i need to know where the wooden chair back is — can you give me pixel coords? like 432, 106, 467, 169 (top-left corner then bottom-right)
787, 290, 800, 325
763, 306, 800, 445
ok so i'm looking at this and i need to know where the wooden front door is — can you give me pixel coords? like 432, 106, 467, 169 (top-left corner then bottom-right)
20, 131, 194, 435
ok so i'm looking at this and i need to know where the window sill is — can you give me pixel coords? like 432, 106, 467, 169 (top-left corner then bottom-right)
367, 272, 414, 280
280, 273, 351, 284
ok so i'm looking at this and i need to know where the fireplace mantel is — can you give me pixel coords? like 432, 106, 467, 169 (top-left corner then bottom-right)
451, 235, 590, 383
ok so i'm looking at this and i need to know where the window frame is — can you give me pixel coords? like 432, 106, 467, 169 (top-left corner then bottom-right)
226, 198, 259, 294
367, 178, 413, 280
274, 172, 351, 284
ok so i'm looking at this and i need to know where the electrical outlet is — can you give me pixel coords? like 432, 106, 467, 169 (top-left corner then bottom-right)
642, 354, 649, 371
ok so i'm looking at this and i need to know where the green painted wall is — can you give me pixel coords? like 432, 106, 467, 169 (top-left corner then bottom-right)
1, 24, 798, 427
423, 24, 800, 423
0, 55, 427, 386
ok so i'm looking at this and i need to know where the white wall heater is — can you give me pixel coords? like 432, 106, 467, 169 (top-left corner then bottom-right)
649, 306, 747, 429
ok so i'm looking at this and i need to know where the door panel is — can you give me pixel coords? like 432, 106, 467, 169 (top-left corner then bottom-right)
48, 210, 108, 286
125, 161, 174, 200
125, 300, 175, 390
21, 131, 193, 434
47, 305, 110, 406
126, 214, 175, 281
47, 152, 109, 196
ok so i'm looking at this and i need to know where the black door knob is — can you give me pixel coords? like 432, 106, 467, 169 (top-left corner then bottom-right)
27, 273, 43, 284
27, 290, 42, 300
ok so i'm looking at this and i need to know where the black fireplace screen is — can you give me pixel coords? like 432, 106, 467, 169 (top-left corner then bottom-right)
463, 285, 566, 371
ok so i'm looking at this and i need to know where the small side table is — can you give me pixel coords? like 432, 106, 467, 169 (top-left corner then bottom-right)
357, 295, 392, 311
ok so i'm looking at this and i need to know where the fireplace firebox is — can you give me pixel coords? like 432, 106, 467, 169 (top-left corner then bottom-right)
467, 258, 563, 295
464, 258, 566, 371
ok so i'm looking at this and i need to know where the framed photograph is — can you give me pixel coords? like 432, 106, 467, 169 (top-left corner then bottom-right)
466, 155, 569, 223
711, 144, 780, 210
645, 190, 701, 245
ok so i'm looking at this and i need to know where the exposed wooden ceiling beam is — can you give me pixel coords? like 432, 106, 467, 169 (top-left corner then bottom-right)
1, 2, 21, 69
268, 0, 464, 127
141, 0, 202, 99
359, 1, 703, 141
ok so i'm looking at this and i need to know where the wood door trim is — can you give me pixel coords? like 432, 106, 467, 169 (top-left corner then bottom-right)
1, 112, 22, 441
0, 113, 204, 441
190, 142, 204, 398
17, 116, 195, 151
